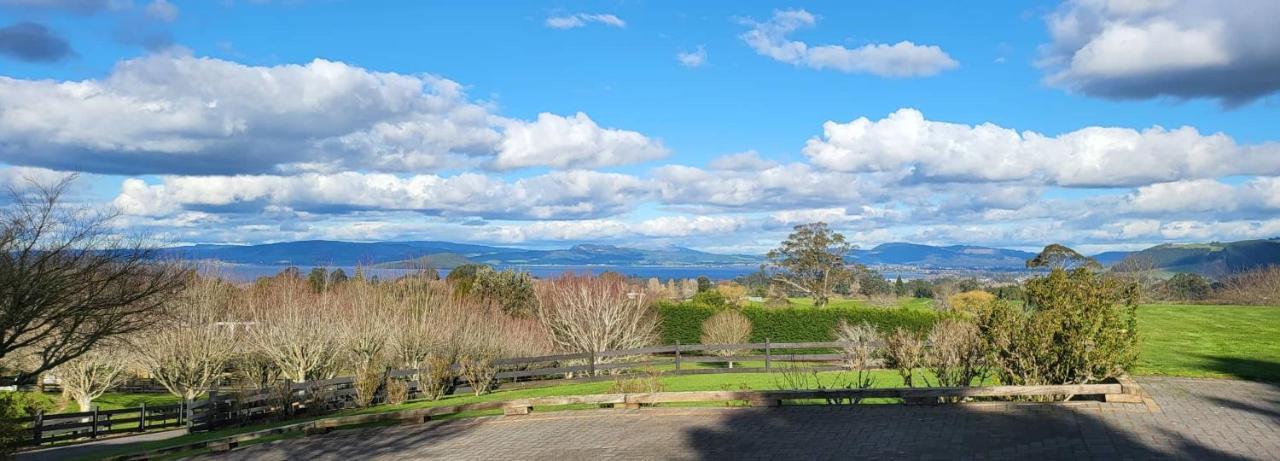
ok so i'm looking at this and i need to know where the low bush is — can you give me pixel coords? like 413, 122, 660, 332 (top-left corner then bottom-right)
700, 310, 752, 368
659, 302, 944, 345
976, 268, 1138, 386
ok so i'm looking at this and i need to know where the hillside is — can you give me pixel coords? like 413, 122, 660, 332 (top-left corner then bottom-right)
1117, 239, 1280, 277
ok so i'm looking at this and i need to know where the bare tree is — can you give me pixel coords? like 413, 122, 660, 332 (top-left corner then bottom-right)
765, 222, 854, 308
535, 274, 659, 365
54, 345, 130, 411
0, 177, 187, 383
130, 273, 239, 402
244, 279, 342, 383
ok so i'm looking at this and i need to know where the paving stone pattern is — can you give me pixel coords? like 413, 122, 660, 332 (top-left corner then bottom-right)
201, 377, 1280, 460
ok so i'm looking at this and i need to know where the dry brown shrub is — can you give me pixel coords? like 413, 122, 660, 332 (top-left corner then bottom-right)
884, 328, 926, 387
700, 310, 752, 368
925, 319, 987, 388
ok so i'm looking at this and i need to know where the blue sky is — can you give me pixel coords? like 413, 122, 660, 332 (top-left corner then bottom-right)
1, 0, 1278, 253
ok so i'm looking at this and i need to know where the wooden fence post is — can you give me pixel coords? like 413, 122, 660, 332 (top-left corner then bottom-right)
32, 410, 42, 445
588, 350, 596, 376
765, 338, 771, 371
90, 406, 99, 439
138, 402, 146, 433
674, 341, 681, 371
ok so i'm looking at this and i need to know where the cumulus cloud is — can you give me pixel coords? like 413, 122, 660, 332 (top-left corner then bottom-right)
112, 170, 653, 221
653, 163, 880, 210
1040, 0, 1280, 105
0, 21, 74, 62
739, 9, 957, 77
0, 54, 663, 174
493, 112, 667, 170
803, 108, 1280, 187
1122, 178, 1280, 215
707, 151, 776, 171
545, 13, 625, 29
676, 46, 707, 68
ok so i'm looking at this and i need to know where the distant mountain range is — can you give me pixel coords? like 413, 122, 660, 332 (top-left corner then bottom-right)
158, 237, 1280, 276
159, 241, 759, 269
848, 243, 1036, 269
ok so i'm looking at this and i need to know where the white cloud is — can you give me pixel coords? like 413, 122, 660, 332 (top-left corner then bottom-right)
653, 163, 880, 210
740, 9, 957, 77
545, 13, 626, 29
803, 108, 1280, 187
144, 0, 177, 22
633, 215, 743, 237
1122, 178, 1280, 214
0, 54, 661, 174
707, 150, 776, 171
676, 46, 707, 68
494, 112, 667, 170
1040, 0, 1280, 104
112, 170, 652, 221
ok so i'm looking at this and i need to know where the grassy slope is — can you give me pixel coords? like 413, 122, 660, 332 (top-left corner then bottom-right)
1134, 304, 1280, 382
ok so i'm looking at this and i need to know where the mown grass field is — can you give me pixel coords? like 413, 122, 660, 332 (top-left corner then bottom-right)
1134, 303, 1280, 382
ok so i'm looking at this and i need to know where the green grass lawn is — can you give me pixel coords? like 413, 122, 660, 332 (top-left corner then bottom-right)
17, 391, 182, 415
1135, 303, 1280, 382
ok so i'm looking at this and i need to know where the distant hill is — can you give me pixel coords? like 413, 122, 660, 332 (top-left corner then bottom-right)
850, 243, 1037, 269
1116, 238, 1280, 277
160, 241, 759, 268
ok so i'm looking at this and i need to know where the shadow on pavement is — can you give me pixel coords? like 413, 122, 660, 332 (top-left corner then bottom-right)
684, 401, 1251, 460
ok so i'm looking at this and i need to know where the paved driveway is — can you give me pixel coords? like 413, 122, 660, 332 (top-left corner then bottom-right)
202, 377, 1280, 460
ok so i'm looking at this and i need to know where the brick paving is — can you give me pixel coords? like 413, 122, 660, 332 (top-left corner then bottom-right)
202, 377, 1280, 460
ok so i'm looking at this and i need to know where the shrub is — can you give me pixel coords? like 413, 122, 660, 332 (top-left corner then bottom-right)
458, 355, 498, 396
690, 290, 727, 308
658, 303, 944, 345
385, 378, 409, 405
833, 320, 879, 391
947, 290, 996, 316
700, 310, 752, 368
715, 282, 748, 306
420, 354, 456, 401
925, 319, 986, 388
976, 268, 1138, 386
353, 365, 386, 408
472, 268, 537, 316
884, 329, 926, 387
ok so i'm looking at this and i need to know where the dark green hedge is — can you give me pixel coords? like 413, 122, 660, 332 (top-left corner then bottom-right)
658, 302, 945, 345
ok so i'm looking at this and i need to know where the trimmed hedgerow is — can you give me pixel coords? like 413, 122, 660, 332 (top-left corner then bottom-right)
658, 302, 945, 345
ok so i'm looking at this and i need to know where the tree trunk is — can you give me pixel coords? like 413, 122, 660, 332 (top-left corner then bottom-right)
76, 396, 93, 412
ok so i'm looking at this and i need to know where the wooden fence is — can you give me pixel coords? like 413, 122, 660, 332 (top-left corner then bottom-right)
186, 340, 855, 432
6, 402, 187, 446
10, 340, 937, 445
